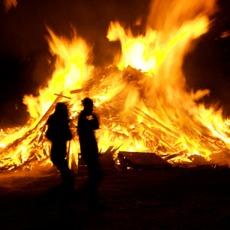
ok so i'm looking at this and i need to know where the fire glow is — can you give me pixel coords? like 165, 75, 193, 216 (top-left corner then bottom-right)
0, 0, 230, 171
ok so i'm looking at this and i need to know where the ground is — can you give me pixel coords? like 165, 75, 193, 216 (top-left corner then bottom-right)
0, 161, 230, 230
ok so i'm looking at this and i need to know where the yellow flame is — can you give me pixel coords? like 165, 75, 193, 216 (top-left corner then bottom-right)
23, 28, 93, 121
107, 16, 209, 77
0, 28, 93, 171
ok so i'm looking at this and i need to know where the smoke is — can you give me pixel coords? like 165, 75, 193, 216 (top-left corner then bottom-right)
3, 0, 18, 11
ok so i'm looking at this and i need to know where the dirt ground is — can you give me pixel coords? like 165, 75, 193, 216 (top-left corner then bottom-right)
0, 162, 230, 230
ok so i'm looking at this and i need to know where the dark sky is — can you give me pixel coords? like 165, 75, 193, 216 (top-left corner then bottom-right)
0, 0, 229, 127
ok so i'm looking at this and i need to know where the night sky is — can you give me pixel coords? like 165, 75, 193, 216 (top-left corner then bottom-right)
0, 0, 229, 127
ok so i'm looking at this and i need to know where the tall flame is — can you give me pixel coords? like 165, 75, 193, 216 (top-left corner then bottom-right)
0, 0, 230, 172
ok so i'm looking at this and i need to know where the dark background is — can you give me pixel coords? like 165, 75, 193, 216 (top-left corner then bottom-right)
0, 0, 229, 127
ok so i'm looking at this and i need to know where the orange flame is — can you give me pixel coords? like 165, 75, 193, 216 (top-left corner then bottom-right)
3, 0, 17, 11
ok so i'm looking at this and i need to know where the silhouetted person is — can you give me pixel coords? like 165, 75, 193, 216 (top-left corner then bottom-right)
77, 97, 102, 207
46, 102, 74, 189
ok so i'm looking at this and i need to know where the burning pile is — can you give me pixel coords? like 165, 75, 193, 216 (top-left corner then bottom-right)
0, 0, 230, 171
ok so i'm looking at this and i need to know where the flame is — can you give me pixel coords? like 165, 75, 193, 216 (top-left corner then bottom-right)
3, 0, 18, 11
107, 17, 209, 76
1, 0, 230, 172
0, 28, 93, 171
23, 28, 93, 120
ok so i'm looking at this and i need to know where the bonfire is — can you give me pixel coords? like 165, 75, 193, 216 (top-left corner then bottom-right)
0, 0, 229, 172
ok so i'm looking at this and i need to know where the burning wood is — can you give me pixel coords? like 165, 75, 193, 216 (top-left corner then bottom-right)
114, 151, 171, 171
0, 95, 63, 171
34, 95, 63, 129
54, 93, 72, 100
